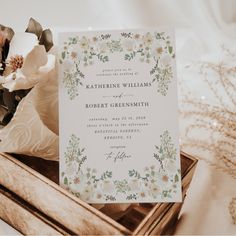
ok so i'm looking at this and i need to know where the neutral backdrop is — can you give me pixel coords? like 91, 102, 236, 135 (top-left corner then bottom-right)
0, 0, 236, 235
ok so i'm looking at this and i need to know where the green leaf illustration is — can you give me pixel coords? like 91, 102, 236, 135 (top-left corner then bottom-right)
64, 177, 68, 185
61, 51, 65, 59
174, 174, 179, 182
168, 46, 173, 54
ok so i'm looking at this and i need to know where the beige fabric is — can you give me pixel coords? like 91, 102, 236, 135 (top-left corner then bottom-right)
0, 56, 58, 160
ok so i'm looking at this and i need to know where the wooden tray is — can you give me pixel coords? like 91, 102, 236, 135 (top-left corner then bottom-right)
0, 151, 197, 235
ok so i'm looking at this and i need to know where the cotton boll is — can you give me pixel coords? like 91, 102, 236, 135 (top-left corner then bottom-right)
2, 46, 55, 91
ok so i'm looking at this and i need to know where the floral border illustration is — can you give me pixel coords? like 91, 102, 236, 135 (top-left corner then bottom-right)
60, 31, 175, 100
61, 130, 181, 202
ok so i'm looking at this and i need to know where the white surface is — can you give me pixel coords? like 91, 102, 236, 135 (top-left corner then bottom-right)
0, 0, 236, 234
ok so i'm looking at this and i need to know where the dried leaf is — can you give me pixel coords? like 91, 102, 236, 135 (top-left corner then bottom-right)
2, 111, 13, 126
0, 89, 30, 126
3, 89, 16, 112
39, 29, 53, 52
14, 89, 31, 100
2, 41, 9, 61
0, 24, 14, 67
25, 18, 43, 39
0, 91, 3, 105
0, 24, 14, 41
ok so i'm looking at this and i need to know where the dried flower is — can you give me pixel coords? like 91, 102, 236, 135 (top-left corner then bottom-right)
229, 197, 236, 224
9, 55, 24, 72
0, 18, 54, 127
180, 46, 236, 179
73, 177, 80, 184
70, 51, 77, 59
134, 34, 140, 40
162, 175, 169, 182
179, 45, 236, 225
140, 191, 146, 198
2, 44, 55, 92
92, 37, 98, 42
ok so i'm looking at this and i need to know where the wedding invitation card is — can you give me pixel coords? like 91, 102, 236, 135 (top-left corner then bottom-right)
59, 28, 181, 203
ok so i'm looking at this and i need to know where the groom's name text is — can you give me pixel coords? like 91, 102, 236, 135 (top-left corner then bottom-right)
85, 101, 149, 109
